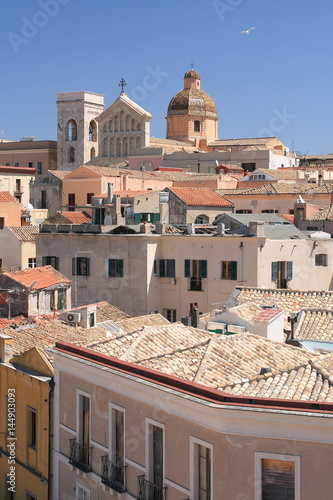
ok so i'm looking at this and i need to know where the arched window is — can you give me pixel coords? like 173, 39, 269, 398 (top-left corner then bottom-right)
123, 138, 129, 156
136, 122, 141, 131
66, 119, 77, 141
125, 115, 130, 131
120, 110, 124, 131
131, 119, 135, 131
103, 124, 107, 132
129, 137, 135, 151
89, 120, 97, 142
116, 137, 121, 157
109, 119, 113, 132
136, 136, 141, 148
195, 214, 209, 224
110, 138, 115, 157
114, 115, 119, 132
194, 120, 200, 132
68, 146, 75, 163
103, 138, 108, 157
90, 147, 96, 160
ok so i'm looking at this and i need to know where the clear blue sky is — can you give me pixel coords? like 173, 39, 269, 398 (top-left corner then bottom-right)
1, 0, 333, 155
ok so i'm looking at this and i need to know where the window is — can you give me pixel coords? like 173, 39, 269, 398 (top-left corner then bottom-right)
236, 209, 252, 214
315, 254, 327, 266
66, 119, 77, 141
106, 404, 125, 488
146, 420, 164, 491
185, 259, 207, 291
221, 261, 237, 280
255, 452, 300, 500
164, 309, 176, 322
27, 407, 37, 449
86, 193, 94, 204
108, 259, 124, 277
79, 393, 90, 465
191, 438, 213, 500
157, 259, 175, 278
262, 209, 279, 213
5, 163, 10, 166
89, 120, 97, 142
0, 218, 4, 229
28, 162, 34, 168
14, 162, 20, 167
90, 147, 96, 160
271, 261, 292, 288
194, 120, 201, 132
68, 146, 75, 163
15, 179, 21, 192
57, 288, 67, 311
68, 193, 75, 210
28, 258, 36, 268
41, 190, 47, 209
42, 256, 59, 270
76, 482, 90, 500
72, 257, 90, 276
195, 214, 209, 224
37, 161, 42, 174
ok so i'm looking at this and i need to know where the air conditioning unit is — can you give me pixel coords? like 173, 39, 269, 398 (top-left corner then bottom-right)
66, 312, 81, 323
170, 278, 177, 285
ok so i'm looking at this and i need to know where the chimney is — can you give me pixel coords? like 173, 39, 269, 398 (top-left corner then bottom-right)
140, 223, 151, 234
318, 173, 323, 186
217, 223, 225, 235
0, 335, 13, 363
122, 173, 129, 191
113, 194, 122, 224
159, 191, 169, 224
155, 222, 166, 234
249, 221, 265, 237
187, 223, 195, 235
107, 183, 114, 203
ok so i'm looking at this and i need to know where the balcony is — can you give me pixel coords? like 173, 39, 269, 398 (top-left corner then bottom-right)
101, 455, 126, 493
69, 438, 92, 473
137, 475, 167, 500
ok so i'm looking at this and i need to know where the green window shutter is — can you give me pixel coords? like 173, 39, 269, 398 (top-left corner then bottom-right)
169, 259, 175, 278
134, 213, 141, 223
108, 259, 114, 277
55, 257, 59, 270
42, 257, 48, 266
159, 259, 166, 278
230, 261, 237, 280
86, 258, 90, 276
185, 259, 191, 277
200, 260, 207, 278
287, 261, 293, 280
152, 213, 160, 222
72, 258, 76, 275
118, 259, 124, 277
271, 261, 278, 281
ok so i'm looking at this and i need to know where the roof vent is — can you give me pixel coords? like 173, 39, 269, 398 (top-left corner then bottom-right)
259, 367, 272, 375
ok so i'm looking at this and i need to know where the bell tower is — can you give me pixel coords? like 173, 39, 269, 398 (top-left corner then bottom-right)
57, 91, 104, 170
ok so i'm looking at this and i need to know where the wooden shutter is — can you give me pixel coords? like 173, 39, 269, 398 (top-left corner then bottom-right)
271, 262, 278, 281
200, 260, 207, 278
108, 259, 114, 277
185, 259, 191, 277
85, 258, 90, 276
134, 213, 141, 223
152, 213, 160, 222
230, 261, 237, 280
169, 259, 175, 278
42, 257, 48, 266
118, 259, 124, 277
287, 261, 293, 280
72, 258, 76, 275
55, 257, 59, 270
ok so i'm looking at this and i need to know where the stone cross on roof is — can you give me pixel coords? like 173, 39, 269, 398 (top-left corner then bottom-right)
119, 78, 127, 94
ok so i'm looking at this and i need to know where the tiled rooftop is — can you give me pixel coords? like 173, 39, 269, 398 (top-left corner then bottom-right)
295, 309, 333, 341
307, 204, 333, 221
169, 187, 233, 207
117, 313, 170, 333
0, 191, 19, 203
2, 265, 71, 290
7, 226, 39, 241
46, 211, 92, 224
223, 355, 333, 402
85, 325, 316, 390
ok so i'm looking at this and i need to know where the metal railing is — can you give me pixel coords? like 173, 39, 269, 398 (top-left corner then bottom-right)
137, 475, 167, 500
101, 455, 126, 493
69, 438, 92, 473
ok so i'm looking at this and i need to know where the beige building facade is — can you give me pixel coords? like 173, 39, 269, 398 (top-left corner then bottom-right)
0, 139, 57, 176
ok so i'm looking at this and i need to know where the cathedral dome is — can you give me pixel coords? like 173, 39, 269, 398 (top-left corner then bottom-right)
167, 88, 217, 118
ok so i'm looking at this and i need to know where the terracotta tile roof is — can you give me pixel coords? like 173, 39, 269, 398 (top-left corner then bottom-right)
278, 214, 294, 223
169, 187, 233, 207
84, 325, 316, 390
209, 137, 278, 147
46, 211, 92, 224
48, 170, 68, 179
0, 316, 29, 329
7, 226, 39, 241
117, 313, 170, 333
295, 309, 333, 341
94, 301, 129, 323
253, 308, 284, 322
2, 265, 71, 290
307, 204, 333, 221
219, 182, 333, 196
222, 354, 333, 402
0, 319, 109, 359
0, 191, 19, 203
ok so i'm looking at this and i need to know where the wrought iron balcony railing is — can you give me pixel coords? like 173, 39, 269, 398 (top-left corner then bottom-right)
101, 455, 126, 493
137, 475, 167, 500
69, 438, 92, 473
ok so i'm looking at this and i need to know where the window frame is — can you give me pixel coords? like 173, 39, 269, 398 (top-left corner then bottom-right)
315, 253, 327, 267
76, 390, 91, 447
145, 418, 165, 488
254, 452, 300, 500
221, 260, 237, 280
163, 309, 177, 322
72, 257, 90, 276
108, 258, 124, 278
158, 259, 175, 278
190, 436, 213, 500
42, 256, 59, 270
26, 407, 37, 450
109, 402, 125, 467
28, 258, 36, 269
75, 481, 90, 500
